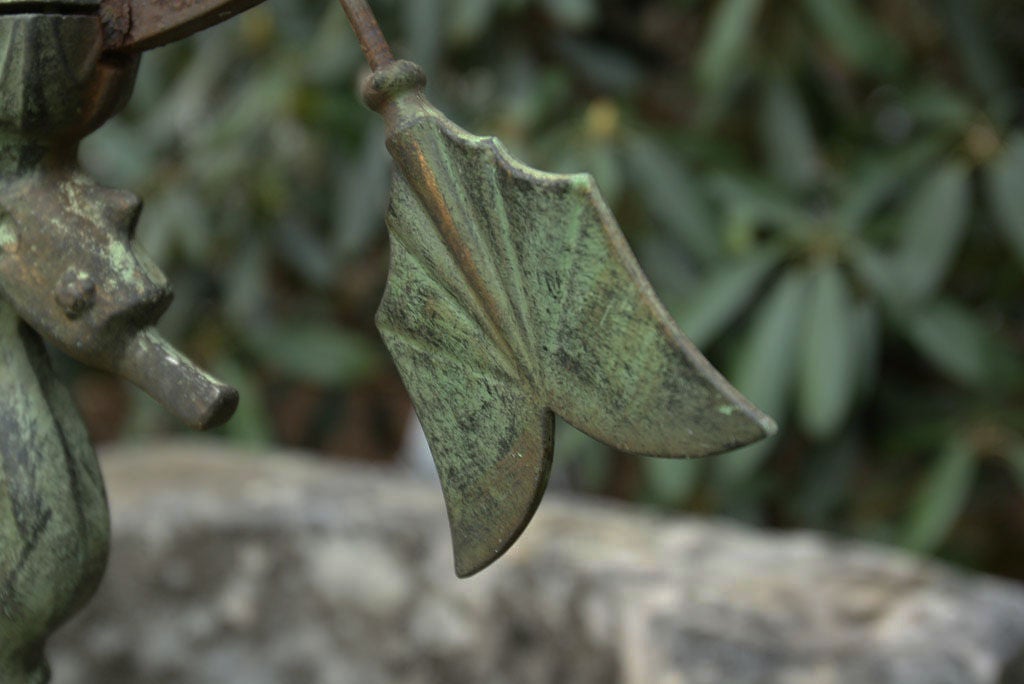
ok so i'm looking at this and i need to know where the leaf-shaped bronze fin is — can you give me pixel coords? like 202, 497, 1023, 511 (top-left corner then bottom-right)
340, 1, 777, 577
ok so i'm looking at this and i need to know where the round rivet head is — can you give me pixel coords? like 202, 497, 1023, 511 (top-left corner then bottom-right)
55, 269, 97, 320
361, 60, 427, 112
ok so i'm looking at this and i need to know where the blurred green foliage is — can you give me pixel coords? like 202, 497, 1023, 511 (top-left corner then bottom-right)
78, 0, 1024, 577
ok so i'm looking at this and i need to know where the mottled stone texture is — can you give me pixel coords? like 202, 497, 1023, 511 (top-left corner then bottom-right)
51, 441, 1024, 684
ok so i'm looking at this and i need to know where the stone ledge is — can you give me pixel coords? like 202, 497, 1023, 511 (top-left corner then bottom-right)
50, 440, 1024, 684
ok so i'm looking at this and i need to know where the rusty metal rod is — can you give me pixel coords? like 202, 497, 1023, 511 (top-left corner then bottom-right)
338, 0, 395, 71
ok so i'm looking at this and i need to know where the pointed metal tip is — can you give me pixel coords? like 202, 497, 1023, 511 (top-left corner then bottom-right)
454, 556, 489, 579
718, 400, 779, 451
758, 413, 779, 438
450, 502, 538, 579
453, 535, 515, 579
739, 394, 780, 441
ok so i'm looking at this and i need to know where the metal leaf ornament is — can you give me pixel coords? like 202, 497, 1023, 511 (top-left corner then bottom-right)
339, 0, 777, 577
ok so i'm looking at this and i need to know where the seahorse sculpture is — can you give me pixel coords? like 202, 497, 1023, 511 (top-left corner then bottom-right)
0, 3, 259, 681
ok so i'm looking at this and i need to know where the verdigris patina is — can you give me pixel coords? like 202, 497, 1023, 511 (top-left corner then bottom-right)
0, 0, 777, 677
338, 0, 776, 577
0, 2, 266, 681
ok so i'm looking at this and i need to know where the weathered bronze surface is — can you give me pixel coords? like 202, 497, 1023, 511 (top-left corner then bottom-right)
0, 12, 238, 428
0, 300, 107, 684
0, 3, 265, 680
99, 0, 268, 52
340, 0, 777, 577
0, 0, 779, 674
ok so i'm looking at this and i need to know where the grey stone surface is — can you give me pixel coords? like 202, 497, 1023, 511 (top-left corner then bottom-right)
49, 440, 1024, 684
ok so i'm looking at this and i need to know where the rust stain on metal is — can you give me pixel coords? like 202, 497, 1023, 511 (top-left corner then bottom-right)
98, 0, 130, 47
339, 0, 393, 71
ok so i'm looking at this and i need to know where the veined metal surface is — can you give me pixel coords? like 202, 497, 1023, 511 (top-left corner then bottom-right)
340, 1, 776, 577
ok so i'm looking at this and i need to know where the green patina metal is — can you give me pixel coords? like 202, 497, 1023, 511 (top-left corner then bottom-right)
340, 0, 776, 577
0, 300, 107, 684
0, 0, 777, 676
0, 3, 257, 681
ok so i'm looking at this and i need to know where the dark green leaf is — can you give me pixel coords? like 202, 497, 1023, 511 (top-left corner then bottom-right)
849, 242, 899, 303
790, 436, 859, 526
894, 161, 970, 303
305, 4, 362, 82
332, 125, 392, 259
623, 132, 719, 262
556, 37, 644, 96
901, 301, 991, 387
446, 0, 501, 45
801, 0, 900, 74
709, 173, 810, 236
673, 248, 784, 349
852, 299, 882, 398
215, 356, 274, 445
122, 386, 176, 437
555, 418, 614, 491
242, 321, 381, 385
1006, 443, 1024, 495
275, 219, 334, 289
404, 0, 444, 74
714, 268, 809, 488
583, 141, 625, 206
695, 0, 765, 93
730, 268, 809, 417
138, 191, 212, 264
940, 0, 1012, 112
641, 457, 703, 507
192, 59, 294, 147
223, 243, 271, 328
636, 233, 701, 301
985, 133, 1024, 267
80, 120, 160, 188
143, 37, 235, 145
759, 75, 820, 191
542, 0, 599, 30
901, 438, 976, 553
837, 138, 946, 232
797, 263, 857, 440
901, 82, 975, 132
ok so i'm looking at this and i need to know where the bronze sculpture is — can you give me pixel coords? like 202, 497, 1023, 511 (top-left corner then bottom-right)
0, 0, 774, 680
339, 0, 775, 576
0, 3, 251, 681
